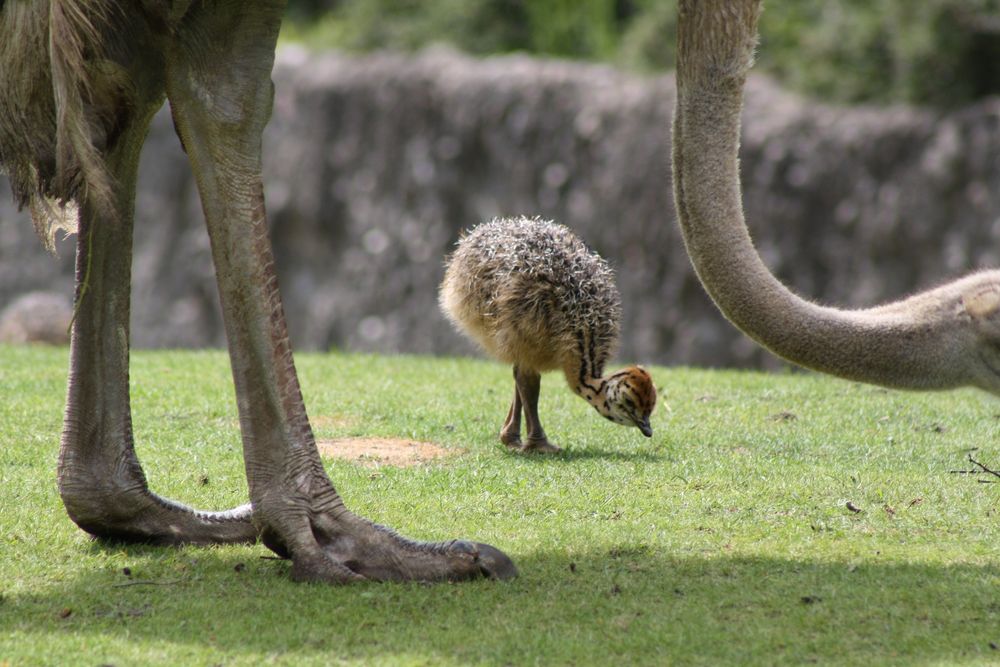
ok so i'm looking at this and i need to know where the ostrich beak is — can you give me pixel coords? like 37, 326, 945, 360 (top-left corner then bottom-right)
637, 417, 653, 438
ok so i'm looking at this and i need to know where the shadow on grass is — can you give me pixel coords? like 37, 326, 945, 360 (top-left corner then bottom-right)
6, 542, 999, 665
500, 447, 667, 464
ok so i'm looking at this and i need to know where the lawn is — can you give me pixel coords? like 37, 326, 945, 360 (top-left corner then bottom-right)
1, 345, 998, 666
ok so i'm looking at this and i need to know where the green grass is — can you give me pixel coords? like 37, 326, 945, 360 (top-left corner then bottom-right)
1, 345, 999, 666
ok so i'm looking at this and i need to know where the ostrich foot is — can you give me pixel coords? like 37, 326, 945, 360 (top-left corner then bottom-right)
500, 429, 523, 449
500, 430, 561, 454
260, 509, 517, 584
59, 477, 257, 546
518, 437, 562, 454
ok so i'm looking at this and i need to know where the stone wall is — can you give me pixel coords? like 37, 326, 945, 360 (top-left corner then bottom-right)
3, 46, 1000, 369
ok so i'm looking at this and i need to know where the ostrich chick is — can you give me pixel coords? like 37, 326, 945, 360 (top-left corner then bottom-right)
439, 216, 656, 453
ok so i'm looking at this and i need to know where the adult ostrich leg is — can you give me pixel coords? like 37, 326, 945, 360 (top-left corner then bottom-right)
163, 1, 513, 583
673, 0, 1000, 395
3, 1, 514, 582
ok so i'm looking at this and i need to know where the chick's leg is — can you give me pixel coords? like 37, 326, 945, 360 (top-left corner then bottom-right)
514, 367, 561, 454
500, 366, 523, 448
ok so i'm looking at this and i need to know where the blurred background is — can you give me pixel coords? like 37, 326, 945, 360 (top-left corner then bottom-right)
3, 0, 1000, 369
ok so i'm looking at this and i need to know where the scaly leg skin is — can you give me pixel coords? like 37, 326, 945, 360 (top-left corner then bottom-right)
500, 367, 523, 449
165, 0, 516, 582
57, 59, 256, 545
514, 368, 562, 454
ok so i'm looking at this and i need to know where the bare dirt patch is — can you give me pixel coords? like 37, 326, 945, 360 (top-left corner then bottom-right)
317, 437, 458, 467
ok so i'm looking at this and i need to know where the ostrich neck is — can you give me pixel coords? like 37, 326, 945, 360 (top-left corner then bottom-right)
671, 0, 981, 390
563, 359, 612, 416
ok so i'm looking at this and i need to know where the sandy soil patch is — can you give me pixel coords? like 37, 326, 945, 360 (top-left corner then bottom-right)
317, 437, 458, 467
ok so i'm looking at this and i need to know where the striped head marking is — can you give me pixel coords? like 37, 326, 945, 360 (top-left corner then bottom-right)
602, 366, 657, 437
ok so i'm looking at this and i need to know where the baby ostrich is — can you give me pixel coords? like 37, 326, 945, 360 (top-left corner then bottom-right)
440, 216, 657, 453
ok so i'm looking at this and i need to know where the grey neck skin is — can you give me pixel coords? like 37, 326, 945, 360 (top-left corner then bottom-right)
672, 0, 1000, 395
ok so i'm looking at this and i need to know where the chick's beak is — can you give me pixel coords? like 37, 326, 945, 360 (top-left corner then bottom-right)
637, 417, 653, 438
